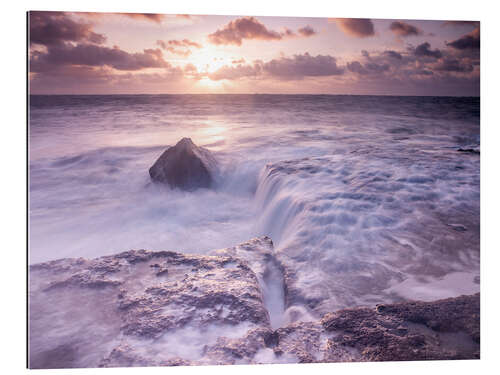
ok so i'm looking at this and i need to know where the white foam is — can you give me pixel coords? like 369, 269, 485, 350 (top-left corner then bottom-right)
253, 348, 297, 364
385, 271, 480, 301
124, 322, 255, 363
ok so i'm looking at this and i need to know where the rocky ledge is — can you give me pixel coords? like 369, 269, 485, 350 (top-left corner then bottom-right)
29, 237, 479, 368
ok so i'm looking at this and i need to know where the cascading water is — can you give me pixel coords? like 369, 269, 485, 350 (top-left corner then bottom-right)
30, 94, 480, 324
250, 150, 479, 317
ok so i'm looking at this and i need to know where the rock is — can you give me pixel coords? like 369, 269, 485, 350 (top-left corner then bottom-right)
457, 145, 480, 154
29, 238, 273, 369
203, 327, 274, 364
149, 138, 217, 190
448, 223, 467, 232
29, 237, 480, 368
321, 293, 480, 361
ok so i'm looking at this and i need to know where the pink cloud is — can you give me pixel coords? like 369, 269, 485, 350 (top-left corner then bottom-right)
298, 26, 317, 37
208, 17, 317, 46
334, 18, 375, 38
389, 21, 422, 37
29, 11, 106, 46
447, 28, 480, 50
156, 39, 202, 57
31, 44, 170, 72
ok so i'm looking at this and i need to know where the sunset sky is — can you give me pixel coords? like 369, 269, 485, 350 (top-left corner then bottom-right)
28, 12, 480, 95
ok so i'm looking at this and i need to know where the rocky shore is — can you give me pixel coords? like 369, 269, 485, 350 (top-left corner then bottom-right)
29, 236, 479, 368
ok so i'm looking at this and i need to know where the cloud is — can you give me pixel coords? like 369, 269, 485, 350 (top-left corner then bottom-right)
79, 12, 195, 24
183, 63, 198, 74
29, 11, 106, 46
298, 26, 317, 37
341, 48, 478, 96
204, 44, 478, 84
389, 21, 422, 37
156, 39, 202, 57
447, 28, 480, 50
208, 64, 262, 80
442, 20, 480, 28
29, 46, 479, 96
383, 50, 403, 60
30, 43, 170, 72
347, 61, 390, 75
414, 42, 442, 59
334, 19, 375, 38
28, 12, 479, 96
29, 64, 187, 94
281, 28, 296, 38
261, 53, 344, 79
30, 65, 116, 87
120, 13, 166, 23
159, 39, 202, 49
208, 17, 317, 46
343, 45, 477, 85
207, 53, 344, 81
208, 17, 281, 45
158, 47, 191, 57
407, 68, 434, 76
433, 58, 474, 72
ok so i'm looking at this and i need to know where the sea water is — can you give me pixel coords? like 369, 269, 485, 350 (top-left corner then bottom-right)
29, 94, 480, 313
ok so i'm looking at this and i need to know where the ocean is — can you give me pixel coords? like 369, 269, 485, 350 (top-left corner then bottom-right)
29, 94, 480, 315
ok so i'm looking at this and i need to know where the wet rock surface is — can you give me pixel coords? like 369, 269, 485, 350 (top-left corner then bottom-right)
29, 238, 273, 368
29, 237, 479, 368
457, 145, 480, 154
321, 293, 480, 361
148, 137, 218, 190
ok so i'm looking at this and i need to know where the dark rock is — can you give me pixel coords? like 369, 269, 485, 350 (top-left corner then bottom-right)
264, 331, 280, 348
149, 138, 217, 190
448, 223, 467, 232
457, 145, 480, 154
273, 322, 336, 363
321, 293, 480, 361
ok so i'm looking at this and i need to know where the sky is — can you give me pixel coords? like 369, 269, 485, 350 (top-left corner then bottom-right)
28, 12, 480, 95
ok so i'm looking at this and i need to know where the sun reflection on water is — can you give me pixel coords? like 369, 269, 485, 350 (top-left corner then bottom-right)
197, 121, 229, 147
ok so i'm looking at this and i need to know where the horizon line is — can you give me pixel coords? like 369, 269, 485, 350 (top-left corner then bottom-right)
28, 93, 480, 98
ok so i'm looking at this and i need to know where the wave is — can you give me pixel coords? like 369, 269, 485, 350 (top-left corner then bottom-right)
251, 147, 480, 316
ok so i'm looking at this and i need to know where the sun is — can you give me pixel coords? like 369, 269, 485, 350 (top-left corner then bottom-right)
186, 47, 237, 90
188, 46, 234, 74
197, 77, 225, 89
